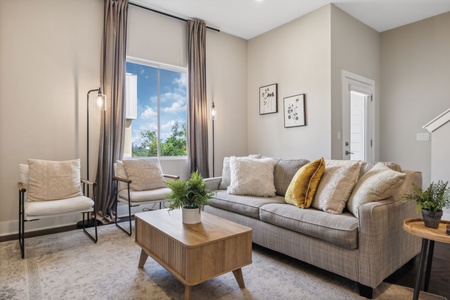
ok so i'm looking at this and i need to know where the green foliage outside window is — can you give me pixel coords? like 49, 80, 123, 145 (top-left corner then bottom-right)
132, 121, 187, 157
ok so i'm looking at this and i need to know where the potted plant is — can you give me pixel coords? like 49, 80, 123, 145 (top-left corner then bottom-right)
403, 180, 450, 228
166, 170, 215, 224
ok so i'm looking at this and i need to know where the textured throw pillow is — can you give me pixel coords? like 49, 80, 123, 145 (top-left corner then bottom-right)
347, 163, 406, 218
359, 162, 402, 179
114, 161, 128, 192
285, 158, 325, 208
19, 164, 29, 184
27, 159, 83, 201
312, 160, 363, 214
219, 154, 262, 190
227, 157, 276, 197
274, 158, 310, 196
122, 158, 166, 191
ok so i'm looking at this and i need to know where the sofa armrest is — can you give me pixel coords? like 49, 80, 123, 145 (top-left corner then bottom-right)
204, 177, 222, 191
357, 170, 422, 288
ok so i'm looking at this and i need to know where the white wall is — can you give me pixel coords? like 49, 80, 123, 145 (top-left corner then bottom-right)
247, 5, 332, 160
330, 5, 380, 160
380, 12, 450, 187
0, 1, 248, 235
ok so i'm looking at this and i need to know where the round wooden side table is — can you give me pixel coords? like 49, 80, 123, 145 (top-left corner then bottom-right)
403, 218, 450, 300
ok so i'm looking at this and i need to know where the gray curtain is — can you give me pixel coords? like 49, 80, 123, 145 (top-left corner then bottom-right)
187, 19, 210, 178
96, 0, 128, 223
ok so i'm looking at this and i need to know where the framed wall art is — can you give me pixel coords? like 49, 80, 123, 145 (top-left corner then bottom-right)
259, 83, 278, 115
283, 94, 306, 128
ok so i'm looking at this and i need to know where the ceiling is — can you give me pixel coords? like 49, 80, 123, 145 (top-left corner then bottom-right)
131, 0, 450, 40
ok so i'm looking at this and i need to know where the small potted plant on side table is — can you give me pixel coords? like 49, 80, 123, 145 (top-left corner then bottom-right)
404, 180, 450, 228
166, 170, 215, 224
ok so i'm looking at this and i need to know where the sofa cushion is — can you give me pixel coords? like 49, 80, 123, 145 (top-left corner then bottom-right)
347, 163, 406, 218
227, 157, 276, 197
285, 158, 325, 208
274, 158, 310, 196
312, 160, 362, 214
27, 159, 83, 201
122, 158, 166, 191
260, 203, 358, 250
219, 154, 262, 190
208, 190, 285, 219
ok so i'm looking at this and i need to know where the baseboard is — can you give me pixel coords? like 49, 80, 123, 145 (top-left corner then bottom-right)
0, 201, 169, 238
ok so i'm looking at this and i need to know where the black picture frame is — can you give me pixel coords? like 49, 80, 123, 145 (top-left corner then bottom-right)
259, 83, 278, 115
283, 94, 306, 128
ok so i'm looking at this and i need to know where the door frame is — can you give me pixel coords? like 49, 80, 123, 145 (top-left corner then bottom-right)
342, 70, 376, 162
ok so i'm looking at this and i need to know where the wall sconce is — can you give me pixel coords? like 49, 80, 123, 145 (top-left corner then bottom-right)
211, 102, 216, 176
87, 87, 106, 186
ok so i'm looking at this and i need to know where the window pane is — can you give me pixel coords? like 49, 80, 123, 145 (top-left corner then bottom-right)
125, 61, 187, 158
159, 69, 187, 156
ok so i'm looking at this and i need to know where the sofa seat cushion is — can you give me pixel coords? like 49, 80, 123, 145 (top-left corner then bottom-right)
208, 190, 285, 219
259, 203, 358, 250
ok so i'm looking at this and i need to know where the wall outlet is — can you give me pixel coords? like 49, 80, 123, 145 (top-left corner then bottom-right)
416, 133, 430, 141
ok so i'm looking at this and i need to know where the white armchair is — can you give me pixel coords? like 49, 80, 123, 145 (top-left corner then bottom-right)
113, 158, 179, 236
18, 159, 98, 258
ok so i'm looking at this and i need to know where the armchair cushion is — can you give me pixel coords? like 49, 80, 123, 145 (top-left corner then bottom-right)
118, 187, 171, 203
27, 159, 83, 201
122, 158, 165, 191
24, 196, 94, 219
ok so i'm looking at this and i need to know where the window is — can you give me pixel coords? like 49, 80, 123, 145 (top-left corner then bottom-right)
125, 58, 187, 158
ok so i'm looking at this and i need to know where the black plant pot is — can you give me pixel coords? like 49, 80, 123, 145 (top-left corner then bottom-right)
421, 209, 443, 229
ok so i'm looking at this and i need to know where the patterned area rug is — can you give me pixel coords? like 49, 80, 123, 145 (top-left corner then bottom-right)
0, 223, 446, 300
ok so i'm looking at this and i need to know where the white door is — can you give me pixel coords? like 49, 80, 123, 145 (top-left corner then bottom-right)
342, 71, 375, 162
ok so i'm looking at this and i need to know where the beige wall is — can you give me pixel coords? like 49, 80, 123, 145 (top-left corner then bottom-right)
380, 12, 450, 186
0, 1, 247, 234
330, 5, 380, 160
0, 0, 104, 233
247, 5, 332, 160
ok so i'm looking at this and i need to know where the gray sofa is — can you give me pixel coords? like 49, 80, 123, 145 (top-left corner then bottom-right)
204, 157, 422, 298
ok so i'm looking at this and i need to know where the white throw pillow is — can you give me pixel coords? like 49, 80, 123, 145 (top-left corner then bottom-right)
27, 159, 83, 201
122, 158, 166, 191
312, 160, 362, 214
227, 157, 276, 197
219, 154, 262, 190
347, 163, 406, 218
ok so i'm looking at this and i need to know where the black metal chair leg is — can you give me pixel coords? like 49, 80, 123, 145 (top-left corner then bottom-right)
115, 182, 132, 236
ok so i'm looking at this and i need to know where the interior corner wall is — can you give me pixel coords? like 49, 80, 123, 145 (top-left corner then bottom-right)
330, 5, 380, 160
380, 12, 450, 187
247, 5, 332, 160
127, 6, 248, 179
0, 0, 103, 233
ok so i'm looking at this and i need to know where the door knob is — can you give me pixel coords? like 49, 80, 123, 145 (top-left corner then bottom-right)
345, 150, 354, 155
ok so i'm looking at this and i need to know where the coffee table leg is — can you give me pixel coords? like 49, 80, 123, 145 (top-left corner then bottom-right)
138, 249, 148, 268
184, 285, 191, 300
232, 268, 245, 288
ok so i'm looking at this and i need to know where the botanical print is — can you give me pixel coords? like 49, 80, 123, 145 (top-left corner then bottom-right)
284, 94, 305, 127
259, 84, 277, 114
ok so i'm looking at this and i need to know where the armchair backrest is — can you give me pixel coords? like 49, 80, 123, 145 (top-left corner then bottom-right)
115, 158, 166, 191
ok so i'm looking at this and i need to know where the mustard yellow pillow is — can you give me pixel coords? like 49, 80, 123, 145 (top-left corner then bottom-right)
285, 158, 325, 208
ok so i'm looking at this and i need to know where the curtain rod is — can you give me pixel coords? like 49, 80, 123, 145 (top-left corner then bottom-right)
130, 2, 220, 32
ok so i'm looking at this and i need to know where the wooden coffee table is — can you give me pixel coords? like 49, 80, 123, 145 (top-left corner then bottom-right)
135, 209, 252, 300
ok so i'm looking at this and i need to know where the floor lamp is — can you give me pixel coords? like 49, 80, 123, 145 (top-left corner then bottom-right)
211, 102, 216, 176
86, 87, 106, 186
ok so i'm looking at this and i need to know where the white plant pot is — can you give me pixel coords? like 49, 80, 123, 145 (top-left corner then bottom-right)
182, 207, 202, 224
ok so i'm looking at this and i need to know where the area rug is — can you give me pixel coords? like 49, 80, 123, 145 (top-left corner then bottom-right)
0, 223, 446, 300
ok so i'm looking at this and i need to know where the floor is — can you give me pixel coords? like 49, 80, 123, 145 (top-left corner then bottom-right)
386, 242, 450, 300
2, 220, 450, 299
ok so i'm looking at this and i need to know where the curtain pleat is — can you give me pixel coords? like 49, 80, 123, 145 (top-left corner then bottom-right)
187, 19, 210, 178
95, 0, 128, 223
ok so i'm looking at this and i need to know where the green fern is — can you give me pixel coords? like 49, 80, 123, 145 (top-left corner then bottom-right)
403, 180, 450, 213
166, 170, 215, 210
